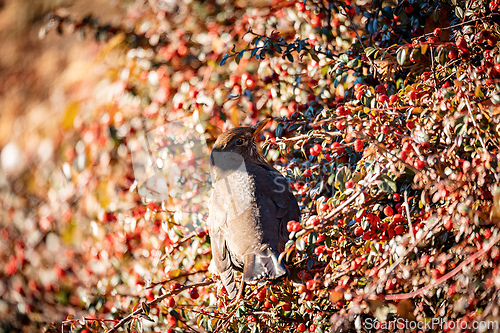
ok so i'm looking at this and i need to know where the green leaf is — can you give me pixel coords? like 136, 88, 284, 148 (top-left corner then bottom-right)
396, 48, 407, 65
377, 175, 397, 193
335, 166, 351, 192
411, 47, 422, 61
140, 314, 155, 322
252, 36, 262, 46
436, 48, 447, 66
275, 123, 284, 138
174, 228, 184, 238
491, 94, 500, 104
141, 302, 150, 315
328, 173, 335, 185
321, 65, 329, 76
220, 54, 228, 66
455, 6, 464, 19
296, 238, 306, 251
308, 232, 318, 244
347, 58, 361, 68
272, 43, 283, 53
365, 47, 377, 58
236, 51, 244, 64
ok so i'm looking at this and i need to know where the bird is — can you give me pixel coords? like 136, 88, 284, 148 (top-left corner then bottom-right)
207, 119, 300, 299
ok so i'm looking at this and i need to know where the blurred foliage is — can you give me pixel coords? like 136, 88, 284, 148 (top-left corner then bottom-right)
2, 0, 500, 332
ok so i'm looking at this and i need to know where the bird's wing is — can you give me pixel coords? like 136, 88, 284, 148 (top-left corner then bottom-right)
253, 163, 300, 251
236, 163, 299, 282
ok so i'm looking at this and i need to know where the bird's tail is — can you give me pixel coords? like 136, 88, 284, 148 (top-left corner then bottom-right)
243, 248, 289, 283
220, 268, 238, 300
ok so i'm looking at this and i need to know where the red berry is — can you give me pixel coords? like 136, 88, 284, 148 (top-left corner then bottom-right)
393, 193, 401, 201
319, 202, 329, 212
295, 2, 305, 11
394, 225, 404, 235
406, 120, 415, 129
283, 302, 292, 311
354, 226, 364, 236
393, 214, 404, 223
433, 28, 442, 38
256, 289, 266, 302
414, 159, 425, 170
375, 84, 386, 94
456, 37, 467, 49
298, 323, 306, 332
247, 315, 257, 323
310, 144, 322, 156
264, 301, 273, 309
345, 180, 355, 189
166, 297, 175, 307
389, 94, 399, 104
444, 218, 453, 230
171, 282, 181, 291
408, 90, 417, 100
378, 94, 389, 103
381, 124, 389, 133
384, 206, 393, 216
287, 220, 297, 233
292, 222, 302, 232
324, 153, 332, 161
484, 228, 492, 239
314, 245, 326, 255
298, 285, 307, 294
487, 35, 498, 47
448, 49, 458, 60
459, 48, 470, 59
311, 16, 321, 27
303, 169, 312, 177
306, 279, 317, 290
336, 120, 346, 130
246, 78, 255, 88
336, 106, 347, 116
189, 288, 199, 299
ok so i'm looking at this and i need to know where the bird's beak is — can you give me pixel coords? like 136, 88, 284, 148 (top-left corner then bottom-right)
252, 118, 271, 138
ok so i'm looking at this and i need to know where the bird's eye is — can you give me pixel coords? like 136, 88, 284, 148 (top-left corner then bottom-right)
236, 138, 245, 145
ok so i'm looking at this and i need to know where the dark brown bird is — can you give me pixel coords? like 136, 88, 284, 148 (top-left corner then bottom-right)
207, 119, 300, 299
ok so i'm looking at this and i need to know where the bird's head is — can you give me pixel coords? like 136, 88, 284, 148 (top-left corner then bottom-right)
211, 119, 270, 167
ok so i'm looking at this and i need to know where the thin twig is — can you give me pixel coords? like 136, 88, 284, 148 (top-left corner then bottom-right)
404, 190, 416, 244
147, 270, 208, 289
